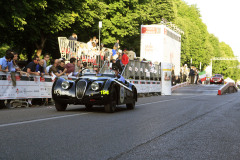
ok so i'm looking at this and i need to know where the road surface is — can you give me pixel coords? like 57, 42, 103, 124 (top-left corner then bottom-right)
0, 85, 240, 160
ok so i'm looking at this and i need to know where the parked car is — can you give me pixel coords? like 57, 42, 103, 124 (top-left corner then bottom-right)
52, 62, 137, 113
210, 74, 224, 84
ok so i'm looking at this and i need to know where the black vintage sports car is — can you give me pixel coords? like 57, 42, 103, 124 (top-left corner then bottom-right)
52, 62, 137, 113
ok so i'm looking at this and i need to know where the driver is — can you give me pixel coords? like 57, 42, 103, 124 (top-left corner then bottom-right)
94, 66, 102, 76
77, 62, 88, 77
112, 65, 125, 83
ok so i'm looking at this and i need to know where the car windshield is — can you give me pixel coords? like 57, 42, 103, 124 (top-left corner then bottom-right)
213, 75, 222, 78
99, 61, 116, 77
78, 61, 116, 78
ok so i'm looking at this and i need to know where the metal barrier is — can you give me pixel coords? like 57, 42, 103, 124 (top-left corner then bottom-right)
58, 37, 111, 67
123, 60, 161, 81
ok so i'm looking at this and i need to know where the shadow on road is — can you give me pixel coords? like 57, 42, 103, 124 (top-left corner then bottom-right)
65, 105, 129, 113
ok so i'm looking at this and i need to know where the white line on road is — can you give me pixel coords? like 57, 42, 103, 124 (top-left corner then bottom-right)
0, 95, 204, 128
137, 95, 203, 106
0, 113, 89, 128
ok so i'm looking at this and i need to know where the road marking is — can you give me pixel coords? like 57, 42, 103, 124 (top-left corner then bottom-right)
137, 95, 202, 106
0, 113, 89, 128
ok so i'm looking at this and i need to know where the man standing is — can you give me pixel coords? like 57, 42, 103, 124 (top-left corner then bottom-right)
24, 56, 40, 76
0, 51, 14, 72
87, 38, 93, 49
189, 66, 195, 84
122, 51, 129, 66
114, 40, 120, 51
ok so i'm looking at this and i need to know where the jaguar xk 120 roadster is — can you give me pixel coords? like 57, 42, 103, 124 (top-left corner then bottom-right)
52, 62, 137, 113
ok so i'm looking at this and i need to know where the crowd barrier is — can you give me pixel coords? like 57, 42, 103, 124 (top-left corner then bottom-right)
0, 72, 54, 100
0, 62, 162, 100
123, 60, 161, 81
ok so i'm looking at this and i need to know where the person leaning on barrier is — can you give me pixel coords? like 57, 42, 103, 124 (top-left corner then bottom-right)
23, 56, 40, 76
36, 59, 45, 76
0, 51, 14, 72
8, 52, 21, 72
65, 57, 76, 75
58, 60, 65, 73
49, 59, 67, 77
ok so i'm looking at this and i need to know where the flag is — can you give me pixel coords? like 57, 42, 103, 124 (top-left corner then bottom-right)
199, 71, 206, 81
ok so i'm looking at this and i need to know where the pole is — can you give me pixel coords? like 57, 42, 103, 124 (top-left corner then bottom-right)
99, 28, 101, 52
200, 62, 201, 71
98, 21, 102, 66
190, 58, 192, 65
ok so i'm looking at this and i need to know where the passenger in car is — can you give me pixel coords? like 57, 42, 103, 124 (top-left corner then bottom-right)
112, 65, 125, 83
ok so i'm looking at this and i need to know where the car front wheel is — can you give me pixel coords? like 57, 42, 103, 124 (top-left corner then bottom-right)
55, 101, 67, 111
104, 88, 117, 113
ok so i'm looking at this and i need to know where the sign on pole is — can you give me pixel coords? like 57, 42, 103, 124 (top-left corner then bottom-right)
161, 62, 172, 95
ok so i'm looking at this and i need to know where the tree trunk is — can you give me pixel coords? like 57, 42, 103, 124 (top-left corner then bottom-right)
36, 31, 47, 58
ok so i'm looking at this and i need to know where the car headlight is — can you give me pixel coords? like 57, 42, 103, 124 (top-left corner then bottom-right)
61, 81, 70, 90
91, 82, 100, 91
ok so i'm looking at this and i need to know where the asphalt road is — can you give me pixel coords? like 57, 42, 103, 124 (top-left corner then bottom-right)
0, 84, 240, 160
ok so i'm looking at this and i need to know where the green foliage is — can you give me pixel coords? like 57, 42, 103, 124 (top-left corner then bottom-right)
0, 44, 11, 58
0, 0, 238, 80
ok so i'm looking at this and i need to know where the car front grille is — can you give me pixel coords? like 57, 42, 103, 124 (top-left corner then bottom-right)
76, 80, 87, 99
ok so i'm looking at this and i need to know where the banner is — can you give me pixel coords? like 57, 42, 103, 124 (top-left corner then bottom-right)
0, 72, 53, 100
161, 62, 172, 95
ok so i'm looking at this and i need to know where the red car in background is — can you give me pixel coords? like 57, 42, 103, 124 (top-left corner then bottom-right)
210, 74, 224, 84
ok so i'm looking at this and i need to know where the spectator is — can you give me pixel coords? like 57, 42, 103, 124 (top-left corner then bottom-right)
122, 50, 129, 66
75, 60, 82, 72
114, 40, 120, 50
189, 66, 195, 84
43, 53, 50, 74
24, 56, 40, 76
36, 59, 45, 76
9, 52, 20, 72
116, 54, 124, 73
93, 36, 97, 44
46, 59, 54, 73
68, 33, 78, 41
100, 43, 104, 51
49, 59, 67, 77
65, 57, 76, 74
95, 39, 99, 49
127, 49, 136, 60
87, 38, 93, 49
58, 60, 65, 72
0, 51, 14, 72
92, 42, 97, 51
112, 46, 117, 59
104, 49, 110, 61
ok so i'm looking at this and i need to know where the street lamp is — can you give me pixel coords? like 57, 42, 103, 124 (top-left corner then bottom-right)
99, 21, 102, 51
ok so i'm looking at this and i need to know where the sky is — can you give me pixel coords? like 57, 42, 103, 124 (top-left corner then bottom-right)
183, 0, 240, 61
